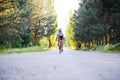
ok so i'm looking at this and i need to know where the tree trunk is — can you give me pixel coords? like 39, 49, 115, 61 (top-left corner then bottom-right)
91, 40, 94, 48
107, 34, 110, 45
88, 41, 90, 49
33, 34, 37, 45
103, 36, 105, 45
97, 39, 99, 46
100, 37, 103, 46
76, 40, 80, 50
84, 41, 87, 50
101, 37, 103, 46
48, 37, 52, 48
98, 38, 101, 46
105, 35, 107, 45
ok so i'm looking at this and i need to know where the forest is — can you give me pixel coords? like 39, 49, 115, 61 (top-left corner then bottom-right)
0, 0, 120, 53
0, 0, 57, 51
66, 0, 120, 51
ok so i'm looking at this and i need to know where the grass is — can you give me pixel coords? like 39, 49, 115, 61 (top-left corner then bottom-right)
94, 46, 109, 52
109, 44, 120, 52
93, 43, 120, 52
0, 46, 45, 54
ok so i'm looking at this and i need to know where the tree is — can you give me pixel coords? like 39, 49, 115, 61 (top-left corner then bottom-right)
73, 0, 108, 49
72, 0, 120, 50
31, 0, 57, 47
41, 0, 57, 48
66, 11, 76, 49
0, 0, 33, 47
100, 0, 120, 44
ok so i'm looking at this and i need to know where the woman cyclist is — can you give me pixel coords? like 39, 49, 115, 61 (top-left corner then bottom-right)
56, 28, 64, 52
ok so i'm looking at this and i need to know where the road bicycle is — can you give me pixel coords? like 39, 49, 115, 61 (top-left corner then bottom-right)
58, 40, 63, 54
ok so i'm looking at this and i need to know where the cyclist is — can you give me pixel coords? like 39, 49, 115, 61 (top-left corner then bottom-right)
56, 28, 64, 52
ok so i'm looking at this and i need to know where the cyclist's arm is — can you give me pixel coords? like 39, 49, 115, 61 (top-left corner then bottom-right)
56, 35, 58, 41
62, 34, 65, 41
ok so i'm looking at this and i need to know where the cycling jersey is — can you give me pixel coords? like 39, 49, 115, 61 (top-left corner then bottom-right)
58, 33, 63, 40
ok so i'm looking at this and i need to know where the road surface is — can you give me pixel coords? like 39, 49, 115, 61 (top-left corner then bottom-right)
0, 48, 120, 80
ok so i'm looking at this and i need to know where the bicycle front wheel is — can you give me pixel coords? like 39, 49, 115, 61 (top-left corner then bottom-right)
59, 45, 62, 54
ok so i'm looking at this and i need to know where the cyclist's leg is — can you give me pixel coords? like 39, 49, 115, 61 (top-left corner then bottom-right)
61, 40, 63, 52
57, 39, 60, 46
59, 40, 62, 53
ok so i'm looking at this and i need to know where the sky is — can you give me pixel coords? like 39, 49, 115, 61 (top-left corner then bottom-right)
54, 0, 79, 34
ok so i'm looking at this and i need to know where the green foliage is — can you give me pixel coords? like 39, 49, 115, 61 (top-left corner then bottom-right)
70, 0, 120, 50
20, 33, 32, 47
44, 16, 57, 37
31, 0, 57, 47
93, 46, 109, 52
0, 0, 57, 49
109, 43, 120, 51
74, 0, 107, 41
91, 43, 120, 52
0, 0, 33, 47
101, 0, 120, 44
0, 46, 44, 54
65, 11, 76, 48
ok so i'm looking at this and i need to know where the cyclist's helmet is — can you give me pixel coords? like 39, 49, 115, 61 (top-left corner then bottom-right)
59, 28, 62, 32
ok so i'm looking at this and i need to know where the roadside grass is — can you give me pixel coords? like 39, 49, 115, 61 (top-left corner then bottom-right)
109, 44, 120, 52
93, 43, 120, 52
0, 46, 45, 54
94, 46, 109, 52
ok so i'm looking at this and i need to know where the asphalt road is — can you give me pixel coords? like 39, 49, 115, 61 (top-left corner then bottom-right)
0, 48, 120, 80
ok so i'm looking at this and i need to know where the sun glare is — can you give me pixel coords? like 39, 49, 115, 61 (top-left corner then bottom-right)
54, 0, 79, 34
